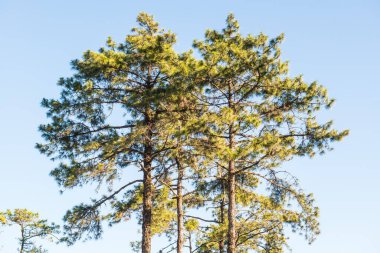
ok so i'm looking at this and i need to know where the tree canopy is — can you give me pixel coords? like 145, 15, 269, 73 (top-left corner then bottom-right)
0, 209, 59, 253
190, 14, 348, 253
37, 12, 348, 253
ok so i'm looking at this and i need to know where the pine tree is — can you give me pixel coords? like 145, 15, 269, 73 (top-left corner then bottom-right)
0, 209, 59, 253
37, 13, 185, 253
192, 14, 348, 253
37, 12, 348, 253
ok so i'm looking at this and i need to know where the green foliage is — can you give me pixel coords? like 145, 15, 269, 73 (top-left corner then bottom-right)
0, 209, 59, 253
193, 14, 347, 166
188, 13, 348, 252
37, 12, 195, 248
37, 12, 347, 253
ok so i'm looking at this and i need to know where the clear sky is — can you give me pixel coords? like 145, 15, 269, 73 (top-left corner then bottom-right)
0, 0, 379, 252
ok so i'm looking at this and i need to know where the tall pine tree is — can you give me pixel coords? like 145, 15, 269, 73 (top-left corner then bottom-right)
193, 14, 348, 253
37, 13, 185, 253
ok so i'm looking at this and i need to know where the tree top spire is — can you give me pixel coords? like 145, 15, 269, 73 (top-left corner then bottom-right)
134, 12, 160, 35
224, 13, 240, 35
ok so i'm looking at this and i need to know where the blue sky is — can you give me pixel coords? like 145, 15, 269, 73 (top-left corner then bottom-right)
0, 0, 379, 252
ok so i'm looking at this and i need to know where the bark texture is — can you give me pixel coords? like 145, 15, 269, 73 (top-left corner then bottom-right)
176, 159, 184, 253
227, 160, 236, 253
142, 106, 154, 253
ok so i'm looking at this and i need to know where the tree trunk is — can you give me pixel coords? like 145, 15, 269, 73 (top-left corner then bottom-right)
218, 166, 226, 253
227, 160, 236, 253
227, 82, 236, 253
219, 197, 225, 253
142, 159, 153, 253
142, 110, 153, 253
188, 232, 192, 253
176, 159, 184, 253
20, 226, 25, 253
